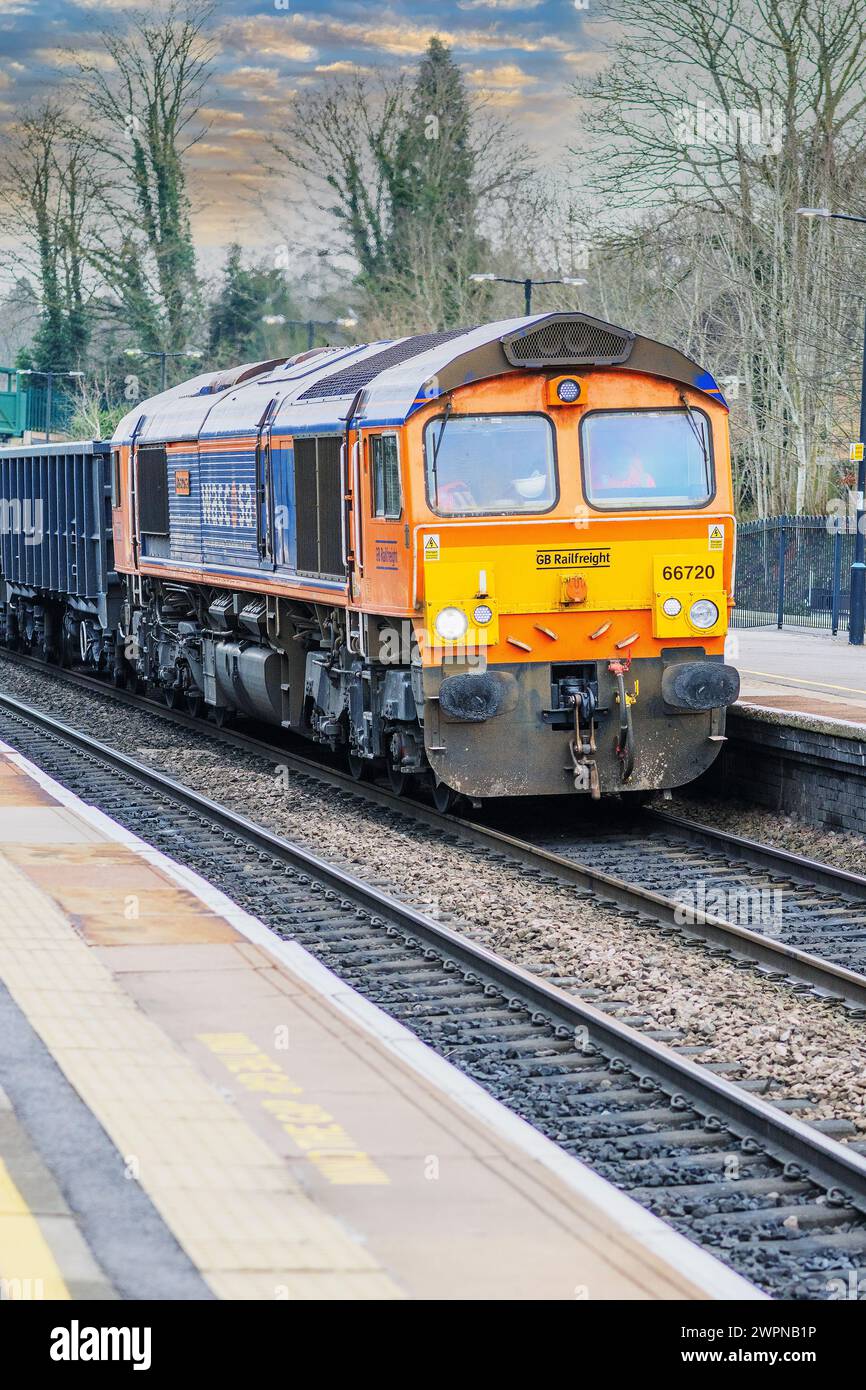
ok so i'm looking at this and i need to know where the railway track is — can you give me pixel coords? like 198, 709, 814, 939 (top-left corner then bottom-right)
2, 690, 866, 1298
3, 649, 866, 1016
504, 806, 866, 1013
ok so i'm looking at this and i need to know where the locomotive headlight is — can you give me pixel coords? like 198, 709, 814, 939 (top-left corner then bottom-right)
689, 598, 719, 629
662, 596, 682, 618
472, 603, 493, 625
434, 606, 469, 641
556, 377, 581, 403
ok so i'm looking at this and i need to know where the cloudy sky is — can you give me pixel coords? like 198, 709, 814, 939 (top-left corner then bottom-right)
0, 0, 605, 255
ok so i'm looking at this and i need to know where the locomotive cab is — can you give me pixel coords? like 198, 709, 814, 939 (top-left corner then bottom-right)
405, 327, 738, 799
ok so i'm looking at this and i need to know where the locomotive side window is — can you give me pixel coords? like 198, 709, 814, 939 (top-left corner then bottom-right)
111, 450, 122, 508
424, 413, 557, 516
581, 408, 713, 510
371, 433, 401, 519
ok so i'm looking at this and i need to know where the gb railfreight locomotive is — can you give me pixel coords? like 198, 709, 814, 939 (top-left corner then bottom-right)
0, 312, 740, 807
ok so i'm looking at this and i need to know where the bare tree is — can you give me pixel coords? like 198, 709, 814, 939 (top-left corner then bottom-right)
574, 0, 866, 515
73, 0, 216, 347
0, 103, 102, 369
270, 71, 408, 292
269, 42, 536, 333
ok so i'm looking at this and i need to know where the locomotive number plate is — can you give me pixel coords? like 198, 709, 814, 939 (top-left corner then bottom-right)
535, 547, 610, 569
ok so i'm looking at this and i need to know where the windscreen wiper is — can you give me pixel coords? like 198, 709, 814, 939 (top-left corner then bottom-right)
678, 391, 709, 466
430, 396, 454, 502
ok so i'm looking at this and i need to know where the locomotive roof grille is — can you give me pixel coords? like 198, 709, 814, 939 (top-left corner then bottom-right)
501, 315, 635, 368
297, 325, 473, 401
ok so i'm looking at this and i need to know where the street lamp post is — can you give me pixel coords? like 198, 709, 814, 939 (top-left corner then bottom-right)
469, 273, 588, 314
124, 348, 204, 392
261, 316, 358, 349
17, 369, 84, 442
797, 207, 866, 644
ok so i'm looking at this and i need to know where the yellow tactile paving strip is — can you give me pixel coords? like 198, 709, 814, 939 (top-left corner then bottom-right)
0, 1156, 71, 1301
0, 852, 402, 1300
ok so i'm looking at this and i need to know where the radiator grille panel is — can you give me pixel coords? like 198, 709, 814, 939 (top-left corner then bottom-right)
293, 436, 343, 578
316, 437, 343, 578
138, 446, 169, 535
293, 439, 319, 573
298, 328, 471, 401
502, 317, 633, 368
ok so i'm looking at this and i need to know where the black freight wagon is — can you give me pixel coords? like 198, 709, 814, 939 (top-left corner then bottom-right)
0, 440, 119, 662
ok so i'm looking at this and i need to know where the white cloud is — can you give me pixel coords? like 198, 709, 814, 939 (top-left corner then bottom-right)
70, 0, 150, 8
218, 20, 317, 64
560, 49, 609, 75
227, 11, 570, 60
227, 127, 268, 141
314, 60, 373, 75
458, 0, 545, 9
219, 66, 288, 101
465, 63, 537, 88
221, 66, 283, 89
33, 46, 116, 70
200, 107, 246, 123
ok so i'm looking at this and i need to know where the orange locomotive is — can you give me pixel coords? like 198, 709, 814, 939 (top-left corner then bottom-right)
106, 311, 739, 807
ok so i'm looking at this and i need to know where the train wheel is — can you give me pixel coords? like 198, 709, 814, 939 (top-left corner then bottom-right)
347, 753, 367, 782
165, 688, 184, 711
185, 693, 204, 718
212, 706, 234, 729
60, 627, 77, 669
387, 763, 410, 796
432, 780, 457, 814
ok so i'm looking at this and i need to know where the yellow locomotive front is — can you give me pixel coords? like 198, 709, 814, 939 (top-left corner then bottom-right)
407, 335, 739, 800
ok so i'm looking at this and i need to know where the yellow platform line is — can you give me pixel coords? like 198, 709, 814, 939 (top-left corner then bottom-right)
741, 668, 866, 697
0, 1158, 70, 1300
0, 855, 401, 1300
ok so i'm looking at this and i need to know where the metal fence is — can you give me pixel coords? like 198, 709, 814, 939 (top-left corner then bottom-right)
24, 383, 76, 438
733, 515, 855, 632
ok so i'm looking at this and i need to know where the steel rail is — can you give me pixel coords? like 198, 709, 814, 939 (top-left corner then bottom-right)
644, 806, 866, 903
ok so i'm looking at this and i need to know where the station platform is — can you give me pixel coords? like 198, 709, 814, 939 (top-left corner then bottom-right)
0, 740, 761, 1302
728, 626, 866, 726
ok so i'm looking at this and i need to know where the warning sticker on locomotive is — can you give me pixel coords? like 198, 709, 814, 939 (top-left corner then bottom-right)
708, 524, 724, 550
423, 533, 440, 562
535, 547, 610, 569
174, 469, 191, 496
